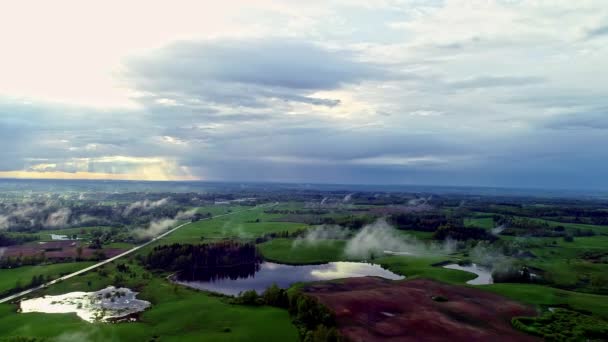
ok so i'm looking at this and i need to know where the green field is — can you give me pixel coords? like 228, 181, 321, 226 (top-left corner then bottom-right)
483, 283, 608, 319
0, 262, 94, 295
160, 207, 308, 245
375, 255, 477, 284
2, 202, 607, 341
0, 274, 298, 341
465, 216, 495, 229
260, 239, 348, 264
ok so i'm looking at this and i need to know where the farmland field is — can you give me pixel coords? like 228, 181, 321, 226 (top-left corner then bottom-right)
1, 183, 607, 341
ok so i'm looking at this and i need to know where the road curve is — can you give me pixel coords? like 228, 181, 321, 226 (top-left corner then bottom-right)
0, 203, 275, 304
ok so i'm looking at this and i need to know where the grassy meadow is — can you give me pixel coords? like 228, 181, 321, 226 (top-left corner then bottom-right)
1, 201, 607, 341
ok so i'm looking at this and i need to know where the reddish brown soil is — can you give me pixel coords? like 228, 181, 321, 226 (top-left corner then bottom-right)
304, 277, 538, 342
1, 241, 125, 260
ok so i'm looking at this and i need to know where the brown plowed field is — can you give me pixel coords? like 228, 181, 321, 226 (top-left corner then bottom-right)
1, 241, 125, 261
304, 277, 538, 342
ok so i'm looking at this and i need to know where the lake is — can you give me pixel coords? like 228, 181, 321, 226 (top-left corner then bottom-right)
175, 261, 405, 296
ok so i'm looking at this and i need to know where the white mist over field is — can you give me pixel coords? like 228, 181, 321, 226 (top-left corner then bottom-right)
0, 201, 74, 230
123, 198, 169, 216
44, 208, 71, 228
293, 219, 457, 259
133, 208, 196, 239
293, 225, 350, 247
344, 220, 456, 259
491, 224, 506, 235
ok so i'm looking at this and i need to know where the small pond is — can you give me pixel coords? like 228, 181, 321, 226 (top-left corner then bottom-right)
175, 261, 405, 296
19, 286, 150, 322
443, 263, 493, 285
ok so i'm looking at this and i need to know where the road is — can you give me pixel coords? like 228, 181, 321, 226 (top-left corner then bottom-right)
0, 203, 274, 304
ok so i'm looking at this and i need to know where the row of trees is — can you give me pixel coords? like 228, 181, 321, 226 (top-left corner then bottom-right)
318, 216, 373, 229
389, 213, 454, 232
0, 199, 188, 233
0, 232, 38, 247
470, 203, 608, 226
433, 223, 497, 241
0, 254, 48, 269
253, 229, 306, 244
497, 216, 595, 237
144, 242, 260, 277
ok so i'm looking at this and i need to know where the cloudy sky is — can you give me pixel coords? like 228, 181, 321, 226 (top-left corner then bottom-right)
1, 0, 607, 189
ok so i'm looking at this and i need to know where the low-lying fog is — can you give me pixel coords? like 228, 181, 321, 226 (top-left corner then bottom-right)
293, 219, 457, 259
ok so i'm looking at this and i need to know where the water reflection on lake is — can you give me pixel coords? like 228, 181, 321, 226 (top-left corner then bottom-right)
19, 286, 150, 322
176, 261, 405, 296
443, 263, 493, 285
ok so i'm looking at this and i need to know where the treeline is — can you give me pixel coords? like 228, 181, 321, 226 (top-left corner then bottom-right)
0, 232, 38, 247
144, 242, 260, 277
497, 216, 595, 237
388, 213, 496, 241
492, 266, 545, 284
318, 215, 374, 229
469, 204, 608, 226
349, 194, 409, 206
433, 224, 496, 241
254, 230, 303, 244
0, 254, 48, 269
389, 213, 454, 232
265, 209, 329, 216
232, 284, 340, 342
0, 200, 188, 233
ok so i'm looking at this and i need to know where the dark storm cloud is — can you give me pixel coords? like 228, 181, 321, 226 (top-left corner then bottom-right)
124, 38, 385, 108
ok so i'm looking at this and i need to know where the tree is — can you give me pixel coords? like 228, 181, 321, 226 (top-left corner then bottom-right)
263, 283, 288, 308
238, 290, 260, 305
76, 246, 83, 260
113, 274, 125, 287
305, 325, 340, 342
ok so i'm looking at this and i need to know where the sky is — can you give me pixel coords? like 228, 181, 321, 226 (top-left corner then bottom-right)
1, 0, 607, 189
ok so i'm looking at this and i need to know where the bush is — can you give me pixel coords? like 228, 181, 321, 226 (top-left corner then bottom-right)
512, 308, 608, 341
492, 266, 542, 284
304, 325, 340, 342
232, 284, 341, 341
236, 290, 261, 306
433, 224, 496, 241
263, 283, 288, 308
432, 295, 448, 302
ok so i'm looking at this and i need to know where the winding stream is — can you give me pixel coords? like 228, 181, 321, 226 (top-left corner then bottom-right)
443, 263, 493, 285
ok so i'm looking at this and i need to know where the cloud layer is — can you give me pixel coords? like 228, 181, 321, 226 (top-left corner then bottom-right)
1, 0, 608, 188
